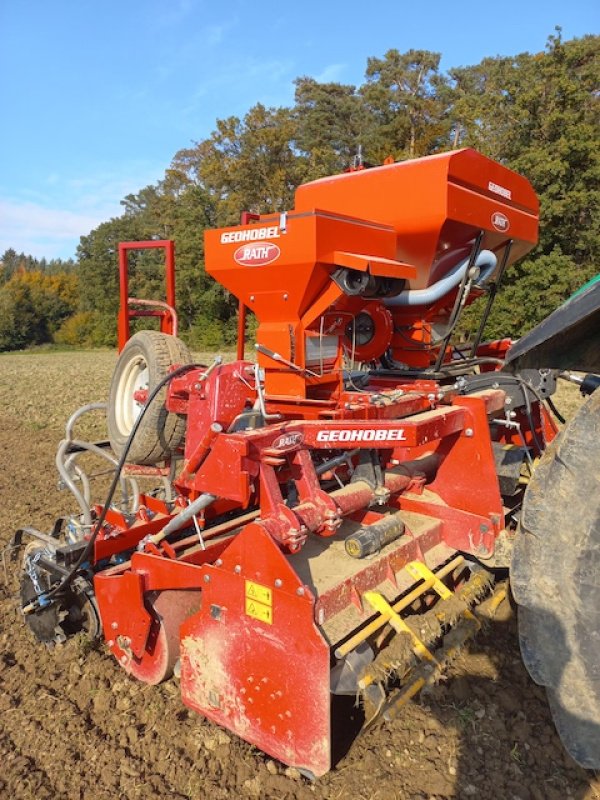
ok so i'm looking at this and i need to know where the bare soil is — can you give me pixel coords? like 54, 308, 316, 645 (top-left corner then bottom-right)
0, 351, 597, 800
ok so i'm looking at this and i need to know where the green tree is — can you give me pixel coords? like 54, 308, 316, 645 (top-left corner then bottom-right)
293, 77, 365, 179
361, 49, 448, 161
172, 103, 302, 224
0, 280, 43, 350
18, 271, 78, 335
68, 32, 600, 349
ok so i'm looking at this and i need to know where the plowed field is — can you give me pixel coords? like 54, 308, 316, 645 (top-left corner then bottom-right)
0, 351, 598, 800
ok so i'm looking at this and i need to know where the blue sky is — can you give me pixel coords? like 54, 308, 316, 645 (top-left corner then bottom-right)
0, 0, 597, 261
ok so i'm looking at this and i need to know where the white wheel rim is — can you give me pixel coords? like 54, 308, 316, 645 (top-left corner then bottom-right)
115, 354, 150, 435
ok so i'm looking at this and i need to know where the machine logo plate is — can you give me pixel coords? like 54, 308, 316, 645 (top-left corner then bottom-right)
221, 225, 280, 244
272, 432, 303, 449
491, 211, 510, 232
234, 242, 280, 267
316, 428, 407, 443
488, 181, 512, 200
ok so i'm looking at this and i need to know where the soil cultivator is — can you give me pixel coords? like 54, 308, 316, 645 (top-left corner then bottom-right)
14, 148, 600, 775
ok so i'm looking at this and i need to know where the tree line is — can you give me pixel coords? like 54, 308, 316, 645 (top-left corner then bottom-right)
1, 29, 598, 351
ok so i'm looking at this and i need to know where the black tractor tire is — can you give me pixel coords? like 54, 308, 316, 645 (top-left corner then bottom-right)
511, 389, 600, 769
107, 331, 191, 465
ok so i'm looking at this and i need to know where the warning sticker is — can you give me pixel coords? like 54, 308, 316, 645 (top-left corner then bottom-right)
245, 581, 272, 606
245, 598, 273, 624
244, 581, 273, 624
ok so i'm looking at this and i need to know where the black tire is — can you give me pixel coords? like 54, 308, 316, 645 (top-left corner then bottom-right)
107, 331, 191, 465
511, 390, 600, 769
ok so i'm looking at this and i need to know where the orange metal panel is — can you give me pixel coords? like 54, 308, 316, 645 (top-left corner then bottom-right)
295, 148, 539, 289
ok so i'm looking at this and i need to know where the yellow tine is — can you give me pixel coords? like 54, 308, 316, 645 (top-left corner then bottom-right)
405, 560, 452, 600
364, 591, 438, 664
335, 555, 465, 659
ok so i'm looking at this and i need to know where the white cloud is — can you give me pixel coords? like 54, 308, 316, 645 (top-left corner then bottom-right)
205, 23, 228, 47
0, 162, 166, 260
152, 0, 198, 28
0, 199, 106, 259
313, 63, 346, 83
180, 56, 296, 119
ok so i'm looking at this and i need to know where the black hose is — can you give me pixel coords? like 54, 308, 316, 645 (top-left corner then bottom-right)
519, 379, 544, 455
546, 396, 566, 425
23, 362, 202, 614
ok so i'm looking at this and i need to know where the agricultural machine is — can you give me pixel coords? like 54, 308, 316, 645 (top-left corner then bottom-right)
14, 149, 599, 775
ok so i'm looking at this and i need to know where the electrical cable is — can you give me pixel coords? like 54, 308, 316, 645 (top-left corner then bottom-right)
22, 361, 203, 615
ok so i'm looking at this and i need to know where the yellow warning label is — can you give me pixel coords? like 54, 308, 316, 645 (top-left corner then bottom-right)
245, 598, 273, 624
245, 580, 272, 606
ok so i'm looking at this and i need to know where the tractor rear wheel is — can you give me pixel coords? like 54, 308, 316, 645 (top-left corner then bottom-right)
511, 389, 600, 769
107, 330, 191, 465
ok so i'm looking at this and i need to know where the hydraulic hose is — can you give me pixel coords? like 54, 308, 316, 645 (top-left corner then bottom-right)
22, 361, 204, 615
385, 250, 497, 308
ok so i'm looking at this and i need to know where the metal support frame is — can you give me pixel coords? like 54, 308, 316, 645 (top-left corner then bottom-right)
118, 240, 177, 351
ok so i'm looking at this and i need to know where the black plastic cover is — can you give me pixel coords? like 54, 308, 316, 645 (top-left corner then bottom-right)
504, 278, 600, 373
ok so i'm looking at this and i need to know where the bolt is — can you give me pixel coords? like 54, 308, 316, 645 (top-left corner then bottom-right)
234, 564, 242, 574
480, 523, 489, 533
274, 578, 282, 588
296, 587, 305, 596
250, 294, 255, 301
215, 558, 223, 567
464, 428, 474, 437
203, 574, 211, 583
111, 621, 118, 630
107, 640, 114, 648
283, 293, 288, 301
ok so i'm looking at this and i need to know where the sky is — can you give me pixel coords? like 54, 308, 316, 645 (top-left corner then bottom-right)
0, 0, 597, 261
